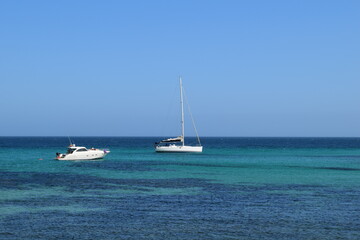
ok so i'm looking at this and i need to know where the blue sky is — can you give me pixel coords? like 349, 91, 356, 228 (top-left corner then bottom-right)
0, 0, 359, 137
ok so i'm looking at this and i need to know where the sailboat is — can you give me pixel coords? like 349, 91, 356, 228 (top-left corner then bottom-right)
155, 77, 203, 153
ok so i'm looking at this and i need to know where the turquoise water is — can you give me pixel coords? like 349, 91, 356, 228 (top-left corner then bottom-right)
1, 137, 360, 239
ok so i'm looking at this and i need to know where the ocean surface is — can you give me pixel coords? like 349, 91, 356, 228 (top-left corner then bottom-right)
0, 137, 360, 239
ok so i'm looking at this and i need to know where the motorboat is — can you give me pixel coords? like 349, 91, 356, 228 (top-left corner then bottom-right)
56, 144, 110, 160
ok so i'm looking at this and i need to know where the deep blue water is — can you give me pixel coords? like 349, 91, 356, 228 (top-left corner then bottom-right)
1, 137, 360, 239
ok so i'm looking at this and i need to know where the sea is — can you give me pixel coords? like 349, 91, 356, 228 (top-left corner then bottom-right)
0, 137, 360, 240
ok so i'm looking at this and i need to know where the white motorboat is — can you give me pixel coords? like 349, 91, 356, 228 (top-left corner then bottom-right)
56, 144, 110, 160
155, 77, 203, 153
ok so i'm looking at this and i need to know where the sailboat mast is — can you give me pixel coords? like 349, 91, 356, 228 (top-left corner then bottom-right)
180, 77, 185, 146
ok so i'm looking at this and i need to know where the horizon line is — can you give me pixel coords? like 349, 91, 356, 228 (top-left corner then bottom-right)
1, 136, 360, 138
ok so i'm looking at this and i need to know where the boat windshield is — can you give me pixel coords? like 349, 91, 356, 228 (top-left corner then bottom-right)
76, 148, 88, 152
67, 148, 76, 154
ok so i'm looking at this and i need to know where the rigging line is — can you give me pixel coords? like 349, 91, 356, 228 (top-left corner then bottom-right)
160, 81, 178, 138
183, 88, 202, 146
67, 136, 73, 145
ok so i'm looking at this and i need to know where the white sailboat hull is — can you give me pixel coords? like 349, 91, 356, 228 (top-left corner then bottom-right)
155, 145, 203, 153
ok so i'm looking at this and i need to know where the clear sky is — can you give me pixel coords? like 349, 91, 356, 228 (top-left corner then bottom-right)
0, 0, 359, 137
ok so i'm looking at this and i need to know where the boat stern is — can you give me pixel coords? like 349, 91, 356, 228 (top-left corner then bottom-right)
103, 149, 110, 156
